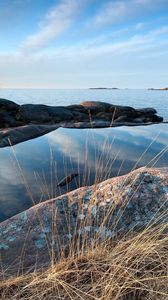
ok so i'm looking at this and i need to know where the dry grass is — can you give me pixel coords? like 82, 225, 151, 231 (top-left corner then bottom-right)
1, 224, 168, 300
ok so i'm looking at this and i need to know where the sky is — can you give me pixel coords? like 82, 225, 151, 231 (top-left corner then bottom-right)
0, 0, 168, 89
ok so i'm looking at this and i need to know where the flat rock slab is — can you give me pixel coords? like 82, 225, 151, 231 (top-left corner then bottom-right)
0, 124, 59, 147
0, 120, 162, 148
0, 99, 164, 147
0, 167, 168, 277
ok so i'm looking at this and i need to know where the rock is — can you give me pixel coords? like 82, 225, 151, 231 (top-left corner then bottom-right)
113, 115, 132, 123
67, 104, 87, 113
136, 108, 157, 115
109, 105, 136, 113
0, 112, 20, 128
133, 117, 147, 123
94, 112, 114, 121
148, 87, 168, 91
0, 99, 20, 128
0, 112, 7, 128
71, 111, 89, 121
0, 124, 59, 147
151, 115, 163, 123
18, 105, 76, 124
47, 106, 74, 122
18, 104, 52, 123
0, 100, 164, 147
0, 98, 19, 112
57, 173, 79, 187
80, 101, 112, 113
64, 120, 111, 128
0, 167, 168, 277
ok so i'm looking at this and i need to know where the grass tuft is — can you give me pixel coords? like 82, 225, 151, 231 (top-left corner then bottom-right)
1, 226, 168, 300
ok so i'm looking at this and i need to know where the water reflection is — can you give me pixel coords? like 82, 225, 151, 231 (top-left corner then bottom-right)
0, 124, 168, 222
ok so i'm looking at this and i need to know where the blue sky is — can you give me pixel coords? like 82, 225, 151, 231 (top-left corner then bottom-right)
0, 0, 168, 88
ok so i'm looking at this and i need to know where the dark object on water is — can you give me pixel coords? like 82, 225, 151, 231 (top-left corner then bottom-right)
57, 173, 79, 187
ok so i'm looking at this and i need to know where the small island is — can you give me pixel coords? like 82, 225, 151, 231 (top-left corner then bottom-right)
89, 87, 119, 90
148, 87, 168, 90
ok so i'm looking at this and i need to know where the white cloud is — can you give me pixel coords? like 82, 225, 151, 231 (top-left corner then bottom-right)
15, 0, 168, 56
20, 0, 81, 53
42, 25, 168, 58
0, 24, 168, 88
92, 0, 168, 27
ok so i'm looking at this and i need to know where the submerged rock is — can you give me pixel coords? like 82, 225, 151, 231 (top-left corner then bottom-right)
0, 99, 164, 147
57, 173, 79, 187
0, 167, 167, 277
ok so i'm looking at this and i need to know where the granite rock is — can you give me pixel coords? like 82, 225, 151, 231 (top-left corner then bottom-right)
0, 167, 167, 277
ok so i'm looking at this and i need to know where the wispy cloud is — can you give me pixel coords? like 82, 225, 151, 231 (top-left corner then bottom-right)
20, 0, 81, 53
92, 0, 168, 27
43, 25, 168, 59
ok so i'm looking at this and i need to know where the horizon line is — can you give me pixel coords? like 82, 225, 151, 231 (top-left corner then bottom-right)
0, 87, 167, 90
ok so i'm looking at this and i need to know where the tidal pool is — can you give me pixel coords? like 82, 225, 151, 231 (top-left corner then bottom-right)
0, 123, 168, 222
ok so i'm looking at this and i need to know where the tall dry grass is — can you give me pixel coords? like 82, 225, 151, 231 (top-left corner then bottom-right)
1, 225, 168, 299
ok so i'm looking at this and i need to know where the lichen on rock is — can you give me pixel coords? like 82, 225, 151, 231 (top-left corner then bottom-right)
0, 167, 167, 277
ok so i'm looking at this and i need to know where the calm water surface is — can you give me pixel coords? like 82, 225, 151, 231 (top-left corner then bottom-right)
0, 123, 168, 222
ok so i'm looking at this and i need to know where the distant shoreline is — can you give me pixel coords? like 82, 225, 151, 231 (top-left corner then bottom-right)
0, 87, 167, 90
89, 87, 119, 90
89, 87, 168, 91
148, 87, 168, 91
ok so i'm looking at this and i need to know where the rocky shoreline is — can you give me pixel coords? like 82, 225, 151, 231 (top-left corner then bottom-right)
0, 167, 168, 277
0, 99, 164, 147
